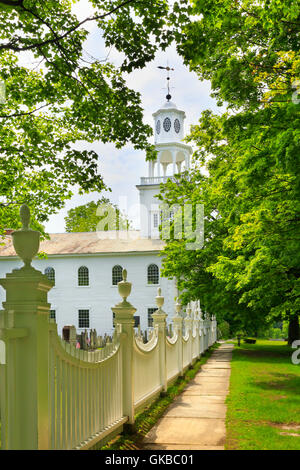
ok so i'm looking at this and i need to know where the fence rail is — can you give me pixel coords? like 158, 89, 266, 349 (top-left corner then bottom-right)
0, 205, 217, 450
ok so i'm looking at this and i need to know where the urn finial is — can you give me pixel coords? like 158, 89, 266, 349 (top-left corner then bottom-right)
12, 204, 40, 269
117, 268, 131, 302
155, 287, 164, 310
175, 296, 181, 317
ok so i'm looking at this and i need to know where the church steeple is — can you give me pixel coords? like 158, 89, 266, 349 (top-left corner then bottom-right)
149, 98, 192, 178
137, 93, 193, 238
153, 100, 185, 145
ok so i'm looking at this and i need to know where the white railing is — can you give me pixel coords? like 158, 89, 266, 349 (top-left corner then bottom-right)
140, 176, 177, 185
140, 174, 190, 185
0, 205, 217, 450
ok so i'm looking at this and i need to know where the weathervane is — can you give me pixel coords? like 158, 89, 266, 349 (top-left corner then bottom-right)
158, 64, 174, 101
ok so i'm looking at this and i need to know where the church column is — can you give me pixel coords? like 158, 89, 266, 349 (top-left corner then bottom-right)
151, 161, 155, 177
157, 152, 161, 177
185, 152, 190, 171
172, 150, 176, 175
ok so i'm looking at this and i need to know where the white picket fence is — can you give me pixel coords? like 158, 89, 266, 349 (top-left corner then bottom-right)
0, 273, 216, 450
0, 207, 217, 450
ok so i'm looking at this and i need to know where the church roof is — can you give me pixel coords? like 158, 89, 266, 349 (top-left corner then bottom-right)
0, 231, 165, 257
152, 100, 185, 117
162, 100, 177, 109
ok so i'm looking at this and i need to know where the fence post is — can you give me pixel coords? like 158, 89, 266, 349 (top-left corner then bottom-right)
195, 301, 201, 358
205, 313, 209, 350
111, 269, 136, 432
185, 303, 193, 367
151, 287, 168, 394
211, 315, 214, 344
199, 308, 204, 354
206, 316, 210, 347
212, 315, 217, 343
0, 204, 52, 449
207, 315, 210, 346
173, 297, 183, 377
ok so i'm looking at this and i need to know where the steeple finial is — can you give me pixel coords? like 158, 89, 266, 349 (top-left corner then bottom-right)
157, 64, 174, 101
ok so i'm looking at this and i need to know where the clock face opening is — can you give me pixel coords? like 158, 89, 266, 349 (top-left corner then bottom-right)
174, 118, 180, 133
156, 119, 161, 134
163, 117, 171, 132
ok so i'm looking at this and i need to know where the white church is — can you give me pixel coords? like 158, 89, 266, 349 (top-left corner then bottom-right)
0, 97, 192, 335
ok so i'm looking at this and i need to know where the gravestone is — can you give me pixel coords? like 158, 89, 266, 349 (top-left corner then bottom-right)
62, 325, 77, 346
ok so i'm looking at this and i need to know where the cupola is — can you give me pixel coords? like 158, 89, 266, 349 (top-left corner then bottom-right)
152, 100, 186, 144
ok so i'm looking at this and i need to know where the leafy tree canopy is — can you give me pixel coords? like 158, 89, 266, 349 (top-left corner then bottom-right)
154, 0, 300, 336
64, 198, 132, 232
1, 0, 299, 338
0, 0, 191, 233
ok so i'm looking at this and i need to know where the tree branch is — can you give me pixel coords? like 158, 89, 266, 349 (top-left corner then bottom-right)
0, 0, 23, 6
0, 0, 139, 53
0, 103, 49, 118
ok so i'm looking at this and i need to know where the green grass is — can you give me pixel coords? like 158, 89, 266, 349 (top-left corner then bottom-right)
101, 343, 220, 450
226, 339, 300, 450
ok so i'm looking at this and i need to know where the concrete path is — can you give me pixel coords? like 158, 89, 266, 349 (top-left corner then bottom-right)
142, 343, 234, 450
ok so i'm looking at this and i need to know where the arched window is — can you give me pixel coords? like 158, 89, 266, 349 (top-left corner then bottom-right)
147, 264, 159, 285
78, 266, 89, 286
112, 265, 123, 285
174, 118, 181, 133
163, 117, 171, 132
44, 267, 55, 285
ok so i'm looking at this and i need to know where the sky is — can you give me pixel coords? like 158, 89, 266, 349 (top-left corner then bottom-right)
44, 1, 222, 233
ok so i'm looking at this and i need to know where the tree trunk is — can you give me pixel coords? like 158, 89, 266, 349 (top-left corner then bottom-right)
288, 314, 300, 345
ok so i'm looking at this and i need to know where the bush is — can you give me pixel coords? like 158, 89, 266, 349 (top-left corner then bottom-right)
218, 321, 230, 339
268, 327, 285, 339
244, 338, 256, 344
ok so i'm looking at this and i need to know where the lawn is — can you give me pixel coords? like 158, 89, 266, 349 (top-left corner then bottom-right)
226, 339, 300, 450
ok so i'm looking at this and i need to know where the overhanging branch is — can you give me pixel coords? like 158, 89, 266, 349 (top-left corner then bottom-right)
0, 0, 139, 53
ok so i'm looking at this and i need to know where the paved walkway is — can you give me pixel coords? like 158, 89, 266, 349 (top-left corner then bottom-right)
142, 343, 234, 450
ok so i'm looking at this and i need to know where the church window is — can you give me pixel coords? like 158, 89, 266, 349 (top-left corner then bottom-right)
147, 264, 159, 285
153, 213, 158, 228
163, 117, 171, 132
156, 119, 161, 134
112, 265, 123, 285
148, 308, 157, 327
78, 309, 89, 328
78, 266, 89, 286
174, 118, 180, 133
45, 267, 55, 285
